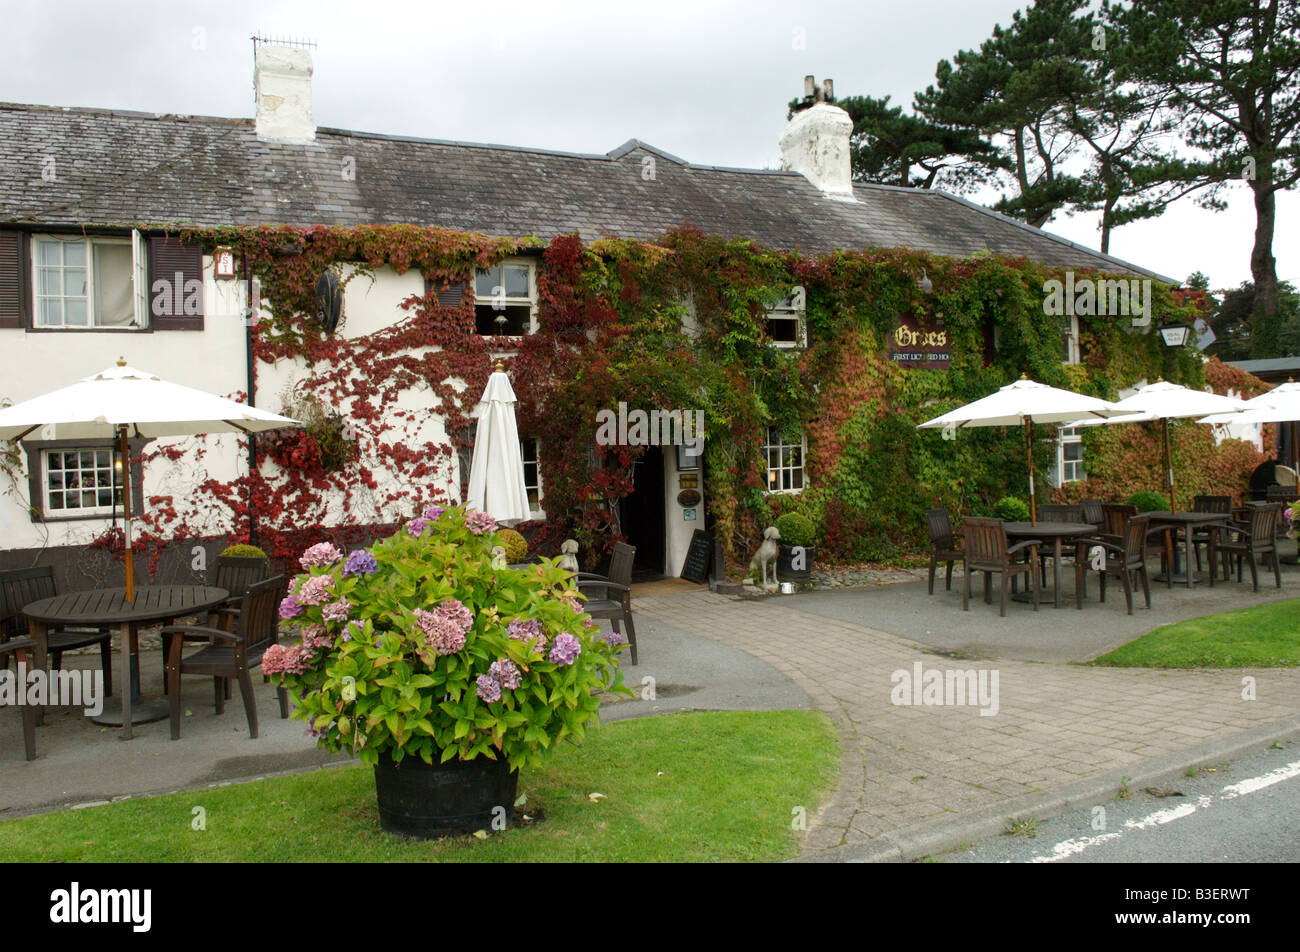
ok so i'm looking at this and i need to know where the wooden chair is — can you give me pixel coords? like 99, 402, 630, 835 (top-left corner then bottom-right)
0, 567, 113, 695
1215, 504, 1283, 592
1191, 495, 1231, 575
161, 575, 288, 739
1036, 504, 1086, 595
1099, 503, 1170, 586
1079, 498, 1104, 527
207, 554, 272, 630
924, 508, 963, 595
0, 637, 37, 760
574, 542, 638, 665
961, 517, 1040, 616
1091, 515, 1154, 615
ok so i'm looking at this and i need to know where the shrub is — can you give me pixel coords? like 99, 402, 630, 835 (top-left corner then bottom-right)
497, 528, 528, 563
219, 543, 269, 560
993, 497, 1031, 522
263, 505, 630, 770
775, 512, 817, 547
1126, 490, 1170, 512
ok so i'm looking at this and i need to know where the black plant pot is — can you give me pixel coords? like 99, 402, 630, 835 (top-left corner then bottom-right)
776, 542, 816, 582
373, 750, 519, 839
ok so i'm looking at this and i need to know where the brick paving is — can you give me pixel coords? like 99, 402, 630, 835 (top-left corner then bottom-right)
633, 589, 1300, 855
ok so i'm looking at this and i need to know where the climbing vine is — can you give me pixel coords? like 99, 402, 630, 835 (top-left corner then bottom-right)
71, 222, 1270, 576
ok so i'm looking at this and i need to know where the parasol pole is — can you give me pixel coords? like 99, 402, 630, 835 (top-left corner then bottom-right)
1025, 417, 1037, 525
117, 424, 135, 602
1163, 418, 1177, 515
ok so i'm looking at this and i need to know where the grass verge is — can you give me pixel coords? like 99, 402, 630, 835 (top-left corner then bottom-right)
0, 710, 837, 862
1089, 598, 1300, 668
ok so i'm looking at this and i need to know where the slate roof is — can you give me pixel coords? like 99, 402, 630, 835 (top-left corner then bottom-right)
0, 102, 1167, 279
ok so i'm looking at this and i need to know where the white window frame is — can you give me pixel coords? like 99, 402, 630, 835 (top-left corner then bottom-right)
1053, 426, 1085, 487
763, 426, 806, 494
520, 435, 545, 518
765, 294, 806, 349
41, 445, 122, 517
473, 258, 537, 338
31, 231, 148, 329
1062, 314, 1081, 365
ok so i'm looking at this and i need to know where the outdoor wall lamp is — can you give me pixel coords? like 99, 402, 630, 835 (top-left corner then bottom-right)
1158, 323, 1192, 347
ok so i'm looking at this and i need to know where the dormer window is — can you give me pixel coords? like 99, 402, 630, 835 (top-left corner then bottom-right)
474, 261, 536, 336
765, 294, 806, 349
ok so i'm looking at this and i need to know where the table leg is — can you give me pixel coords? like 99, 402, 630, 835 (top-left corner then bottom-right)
1053, 538, 1064, 609
1184, 529, 1194, 590
120, 621, 133, 739
28, 620, 48, 727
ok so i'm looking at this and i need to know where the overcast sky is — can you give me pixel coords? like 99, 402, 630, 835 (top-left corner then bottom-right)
3, 0, 1295, 291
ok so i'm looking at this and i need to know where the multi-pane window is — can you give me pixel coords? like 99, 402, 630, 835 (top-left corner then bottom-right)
44, 447, 121, 515
34, 236, 138, 328
474, 261, 535, 336
1052, 427, 1085, 486
764, 426, 805, 493
765, 295, 806, 348
520, 437, 542, 512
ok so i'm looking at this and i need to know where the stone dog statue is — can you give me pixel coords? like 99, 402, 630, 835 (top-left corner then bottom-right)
558, 539, 581, 575
749, 526, 781, 590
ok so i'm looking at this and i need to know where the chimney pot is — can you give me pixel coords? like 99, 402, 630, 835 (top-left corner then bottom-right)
803, 75, 816, 98
822, 78, 833, 101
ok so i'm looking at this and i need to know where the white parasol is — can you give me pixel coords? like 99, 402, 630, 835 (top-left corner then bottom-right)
465, 361, 532, 526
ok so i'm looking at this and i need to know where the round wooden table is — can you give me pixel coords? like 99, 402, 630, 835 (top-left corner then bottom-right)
1141, 510, 1227, 588
22, 585, 228, 738
1002, 521, 1097, 609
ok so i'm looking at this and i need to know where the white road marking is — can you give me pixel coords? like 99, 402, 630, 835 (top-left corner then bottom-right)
1028, 758, 1300, 862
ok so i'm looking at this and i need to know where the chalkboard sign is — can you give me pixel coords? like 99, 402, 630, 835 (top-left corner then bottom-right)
680, 529, 712, 583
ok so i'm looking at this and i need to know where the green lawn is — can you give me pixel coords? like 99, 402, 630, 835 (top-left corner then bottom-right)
1090, 598, 1300, 668
0, 710, 838, 862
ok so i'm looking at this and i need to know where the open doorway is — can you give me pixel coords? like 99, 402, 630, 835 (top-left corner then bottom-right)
619, 446, 666, 580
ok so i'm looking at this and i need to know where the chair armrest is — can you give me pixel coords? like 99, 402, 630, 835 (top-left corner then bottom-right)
160, 624, 239, 645
1006, 539, 1041, 556
576, 579, 630, 594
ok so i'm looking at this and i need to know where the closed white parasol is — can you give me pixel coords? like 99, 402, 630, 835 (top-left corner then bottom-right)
465, 361, 532, 526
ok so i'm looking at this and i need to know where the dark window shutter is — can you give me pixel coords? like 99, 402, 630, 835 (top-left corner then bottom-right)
148, 236, 204, 330
425, 276, 467, 307
0, 231, 26, 329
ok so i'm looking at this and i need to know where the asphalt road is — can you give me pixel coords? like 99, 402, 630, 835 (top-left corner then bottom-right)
940, 739, 1300, 863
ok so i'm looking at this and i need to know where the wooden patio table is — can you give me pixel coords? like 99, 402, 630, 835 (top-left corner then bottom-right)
1141, 511, 1226, 589
22, 585, 228, 739
1002, 521, 1095, 609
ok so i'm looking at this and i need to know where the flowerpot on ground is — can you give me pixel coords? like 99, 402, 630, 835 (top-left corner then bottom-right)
776, 542, 816, 582
373, 750, 519, 838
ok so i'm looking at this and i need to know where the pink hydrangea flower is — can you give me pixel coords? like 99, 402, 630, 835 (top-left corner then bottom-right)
263, 643, 311, 675
507, 618, 547, 652
414, 609, 466, 655
489, 659, 522, 690
296, 575, 333, 606
465, 510, 498, 535
322, 599, 351, 623
299, 542, 343, 570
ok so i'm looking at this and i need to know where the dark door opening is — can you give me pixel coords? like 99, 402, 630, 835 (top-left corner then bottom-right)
619, 446, 666, 580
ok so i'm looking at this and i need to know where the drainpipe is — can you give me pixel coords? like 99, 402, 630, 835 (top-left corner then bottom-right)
245, 261, 259, 547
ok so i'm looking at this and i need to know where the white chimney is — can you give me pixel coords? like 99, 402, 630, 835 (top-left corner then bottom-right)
254, 43, 314, 142
779, 77, 854, 201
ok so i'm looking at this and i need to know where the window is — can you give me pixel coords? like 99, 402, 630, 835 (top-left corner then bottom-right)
764, 295, 806, 349
764, 426, 805, 493
1061, 315, 1080, 365
42, 447, 121, 515
1050, 427, 1085, 487
33, 233, 146, 329
520, 436, 542, 513
474, 260, 536, 336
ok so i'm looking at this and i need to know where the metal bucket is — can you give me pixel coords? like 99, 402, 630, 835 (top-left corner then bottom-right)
779, 581, 796, 595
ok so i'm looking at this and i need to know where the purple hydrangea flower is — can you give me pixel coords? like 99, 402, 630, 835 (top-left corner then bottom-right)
549, 632, 581, 667
278, 596, 303, 619
489, 659, 522, 690
507, 618, 546, 652
465, 509, 498, 535
300, 542, 344, 570
475, 673, 502, 703
604, 630, 627, 648
342, 550, 379, 577
407, 517, 429, 537
343, 620, 364, 642
424, 505, 445, 521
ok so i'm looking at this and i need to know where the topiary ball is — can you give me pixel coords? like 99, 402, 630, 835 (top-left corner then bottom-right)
220, 543, 269, 560
497, 528, 528, 563
992, 497, 1031, 522
1126, 490, 1170, 513
774, 512, 817, 548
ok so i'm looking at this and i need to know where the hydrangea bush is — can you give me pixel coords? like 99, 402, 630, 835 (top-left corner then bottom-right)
263, 504, 629, 770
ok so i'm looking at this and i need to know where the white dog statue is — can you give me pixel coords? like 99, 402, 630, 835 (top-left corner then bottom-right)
749, 526, 781, 591
558, 539, 581, 575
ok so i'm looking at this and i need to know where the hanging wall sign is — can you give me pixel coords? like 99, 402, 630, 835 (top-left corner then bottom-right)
889, 314, 950, 369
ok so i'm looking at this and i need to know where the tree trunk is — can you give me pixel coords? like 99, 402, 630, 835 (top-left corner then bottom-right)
1248, 157, 1280, 358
